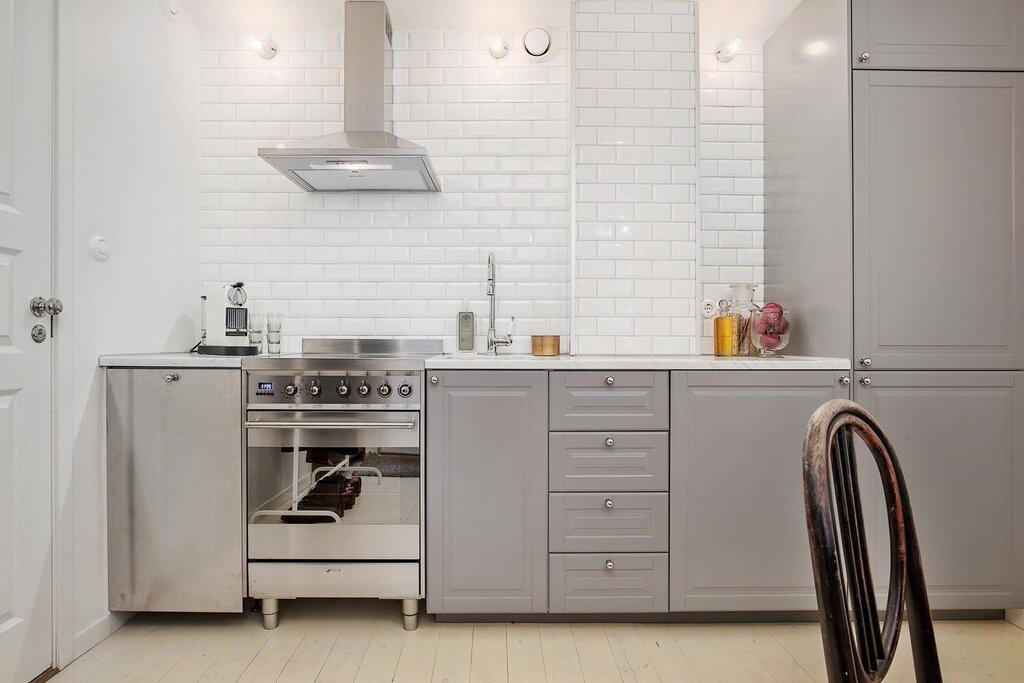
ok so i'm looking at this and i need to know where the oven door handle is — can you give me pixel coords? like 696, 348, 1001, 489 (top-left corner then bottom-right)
245, 420, 417, 430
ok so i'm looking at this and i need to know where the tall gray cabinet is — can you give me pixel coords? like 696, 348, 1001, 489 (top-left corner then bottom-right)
852, 0, 1024, 71
854, 372, 1024, 608
425, 371, 548, 613
853, 70, 1024, 371
767, 0, 1024, 610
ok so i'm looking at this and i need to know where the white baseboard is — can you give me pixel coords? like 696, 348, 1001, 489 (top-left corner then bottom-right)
73, 611, 134, 659
1007, 609, 1024, 630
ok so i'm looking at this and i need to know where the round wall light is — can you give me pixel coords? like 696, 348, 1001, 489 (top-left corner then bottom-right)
716, 38, 743, 62
247, 35, 277, 60
488, 35, 508, 59
523, 27, 551, 57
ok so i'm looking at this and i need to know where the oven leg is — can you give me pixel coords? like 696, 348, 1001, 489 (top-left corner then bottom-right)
401, 598, 419, 631
261, 598, 280, 630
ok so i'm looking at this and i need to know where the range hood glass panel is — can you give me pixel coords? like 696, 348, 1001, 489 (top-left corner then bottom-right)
294, 168, 433, 192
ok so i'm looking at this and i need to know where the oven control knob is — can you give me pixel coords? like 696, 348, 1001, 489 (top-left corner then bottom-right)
377, 382, 392, 398
337, 383, 350, 398
357, 382, 371, 398
284, 384, 298, 397
397, 383, 413, 398
308, 381, 321, 397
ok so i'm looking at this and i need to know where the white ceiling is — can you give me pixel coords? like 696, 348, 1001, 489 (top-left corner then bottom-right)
180, 0, 802, 36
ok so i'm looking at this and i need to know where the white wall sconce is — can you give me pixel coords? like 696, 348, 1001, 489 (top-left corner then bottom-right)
523, 28, 551, 57
247, 35, 277, 60
716, 38, 742, 62
488, 35, 508, 59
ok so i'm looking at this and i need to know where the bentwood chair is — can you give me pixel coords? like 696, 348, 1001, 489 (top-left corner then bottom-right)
802, 399, 942, 682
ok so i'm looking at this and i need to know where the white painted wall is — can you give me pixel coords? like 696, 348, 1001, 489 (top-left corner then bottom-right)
60, 0, 201, 657
182, 0, 571, 32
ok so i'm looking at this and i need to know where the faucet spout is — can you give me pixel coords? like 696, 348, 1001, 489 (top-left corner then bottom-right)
486, 252, 513, 355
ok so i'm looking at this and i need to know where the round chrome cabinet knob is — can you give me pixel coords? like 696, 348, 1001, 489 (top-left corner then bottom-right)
378, 382, 392, 398
308, 382, 321, 397
604, 498, 614, 509
357, 382, 371, 397
284, 384, 298, 396
605, 376, 615, 386
336, 384, 350, 398
605, 559, 615, 570
397, 383, 413, 398
605, 437, 615, 447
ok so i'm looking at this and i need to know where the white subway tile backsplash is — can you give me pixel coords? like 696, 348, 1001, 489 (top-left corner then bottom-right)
575, 0, 698, 355
698, 38, 766, 353
201, 30, 571, 352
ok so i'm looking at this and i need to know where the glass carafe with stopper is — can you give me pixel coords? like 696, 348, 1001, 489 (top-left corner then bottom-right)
728, 283, 759, 357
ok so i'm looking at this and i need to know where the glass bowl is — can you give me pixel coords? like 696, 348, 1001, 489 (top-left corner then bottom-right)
751, 308, 791, 357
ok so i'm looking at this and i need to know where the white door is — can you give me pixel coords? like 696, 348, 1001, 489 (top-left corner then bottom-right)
0, 0, 55, 681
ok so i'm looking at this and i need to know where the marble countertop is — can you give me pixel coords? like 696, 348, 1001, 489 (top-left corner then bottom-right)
422, 354, 851, 370
99, 352, 850, 371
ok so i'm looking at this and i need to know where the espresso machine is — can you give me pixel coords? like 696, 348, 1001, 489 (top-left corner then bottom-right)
197, 282, 258, 356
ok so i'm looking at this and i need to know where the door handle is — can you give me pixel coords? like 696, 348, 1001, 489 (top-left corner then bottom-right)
30, 297, 63, 317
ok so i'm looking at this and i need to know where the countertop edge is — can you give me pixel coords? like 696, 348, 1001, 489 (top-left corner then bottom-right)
98, 352, 851, 371
98, 353, 244, 369
422, 355, 851, 371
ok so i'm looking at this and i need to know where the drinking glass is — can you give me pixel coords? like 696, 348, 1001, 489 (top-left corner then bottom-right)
248, 313, 266, 353
267, 313, 283, 355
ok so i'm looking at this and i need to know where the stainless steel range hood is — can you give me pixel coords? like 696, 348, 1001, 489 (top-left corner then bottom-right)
258, 1, 440, 192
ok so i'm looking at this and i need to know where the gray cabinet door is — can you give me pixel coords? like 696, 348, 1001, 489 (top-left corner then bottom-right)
670, 371, 850, 611
106, 369, 244, 612
425, 371, 548, 613
854, 71, 1024, 371
550, 554, 668, 613
852, 0, 1024, 70
549, 432, 669, 492
550, 371, 669, 431
855, 371, 1024, 609
549, 492, 668, 553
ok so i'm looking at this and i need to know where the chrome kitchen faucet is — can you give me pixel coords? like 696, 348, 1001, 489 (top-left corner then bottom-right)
486, 252, 514, 355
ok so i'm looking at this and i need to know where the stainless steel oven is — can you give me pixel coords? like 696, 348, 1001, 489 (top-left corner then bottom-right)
242, 339, 438, 631
245, 409, 421, 561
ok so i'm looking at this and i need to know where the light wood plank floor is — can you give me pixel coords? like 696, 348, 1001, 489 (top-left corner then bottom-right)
54, 599, 1024, 683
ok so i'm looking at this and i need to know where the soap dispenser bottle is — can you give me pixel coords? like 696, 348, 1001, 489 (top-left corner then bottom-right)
457, 300, 475, 352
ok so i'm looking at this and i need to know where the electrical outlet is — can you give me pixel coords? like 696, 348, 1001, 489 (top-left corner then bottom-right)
700, 299, 718, 319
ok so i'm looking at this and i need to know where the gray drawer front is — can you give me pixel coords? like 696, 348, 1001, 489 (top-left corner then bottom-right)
549, 432, 669, 492
550, 553, 668, 613
549, 493, 668, 552
550, 372, 669, 431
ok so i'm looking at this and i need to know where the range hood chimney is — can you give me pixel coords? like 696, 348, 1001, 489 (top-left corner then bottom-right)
258, 1, 440, 192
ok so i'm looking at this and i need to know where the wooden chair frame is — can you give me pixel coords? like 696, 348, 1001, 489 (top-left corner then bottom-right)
803, 399, 942, 682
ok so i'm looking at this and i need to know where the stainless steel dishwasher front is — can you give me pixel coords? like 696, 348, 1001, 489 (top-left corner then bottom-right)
105, 367, 245, 612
